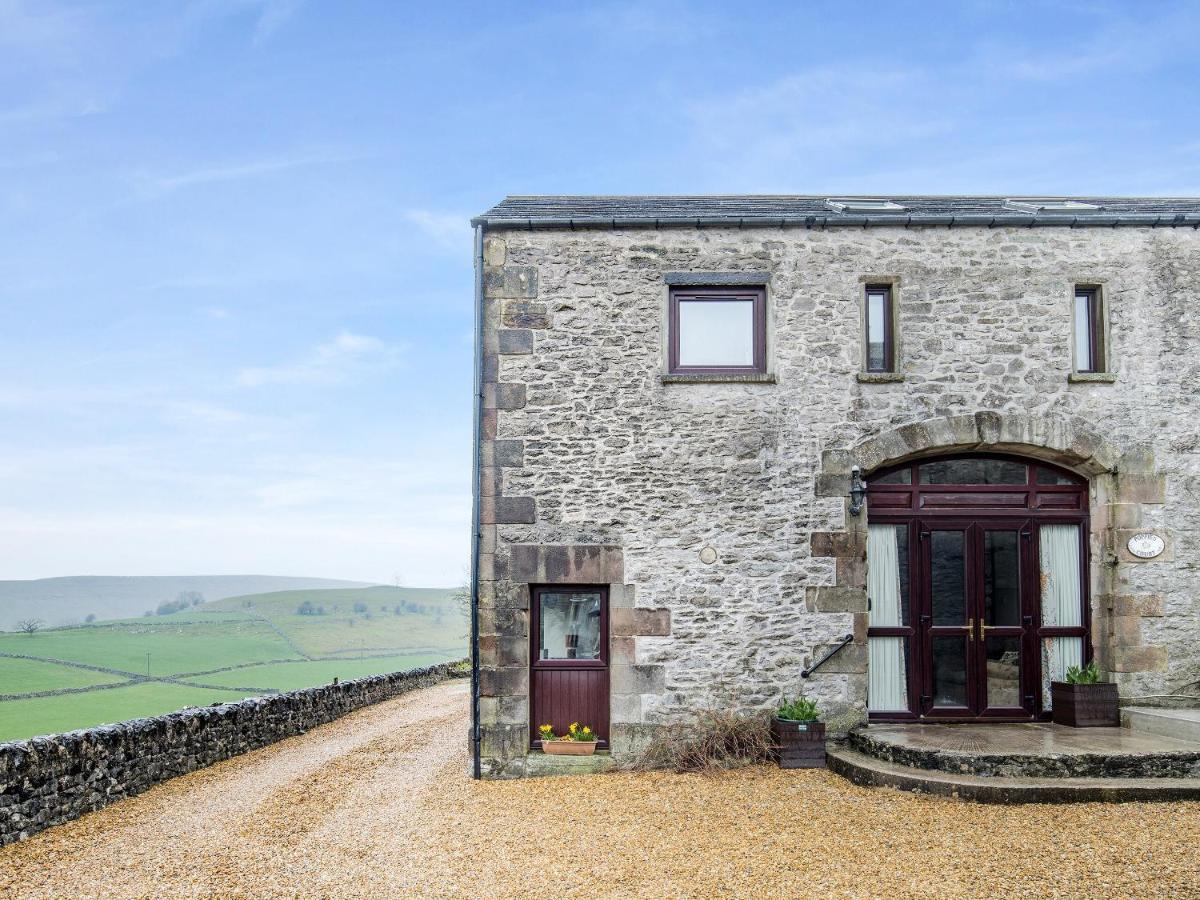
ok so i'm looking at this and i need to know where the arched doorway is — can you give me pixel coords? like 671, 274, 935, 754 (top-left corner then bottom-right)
865, 454, 1090, 722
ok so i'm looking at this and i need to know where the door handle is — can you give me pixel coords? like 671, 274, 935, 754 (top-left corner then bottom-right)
966, 617, 974, 638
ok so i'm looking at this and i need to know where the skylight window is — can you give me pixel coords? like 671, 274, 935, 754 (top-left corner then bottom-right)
1002, 198, 1102, 214
824, 198, 906, 213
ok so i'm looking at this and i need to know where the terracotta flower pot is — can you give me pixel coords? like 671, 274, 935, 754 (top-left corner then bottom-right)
541, 740, 598, 756
771, 717, 826, 769
1050, 681, 1119, 727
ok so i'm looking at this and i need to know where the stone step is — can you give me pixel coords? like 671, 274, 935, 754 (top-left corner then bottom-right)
848, 724, 1200, 779
1123, 707, 1200, 743
827, 748, 1200, 805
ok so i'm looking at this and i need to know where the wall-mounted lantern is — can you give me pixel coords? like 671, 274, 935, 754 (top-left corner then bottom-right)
849, 465, 868, 517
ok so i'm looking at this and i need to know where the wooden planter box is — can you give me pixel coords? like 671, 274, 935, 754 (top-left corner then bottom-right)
1050, 681, 1119, 727
541, 740, 598, 756
771, 717, 826, 769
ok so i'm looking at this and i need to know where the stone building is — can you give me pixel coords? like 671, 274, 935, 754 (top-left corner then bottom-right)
467, 195, 1200, 779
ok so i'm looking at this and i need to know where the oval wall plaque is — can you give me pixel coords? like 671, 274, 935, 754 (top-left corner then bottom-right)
1127, 533, 1165, 559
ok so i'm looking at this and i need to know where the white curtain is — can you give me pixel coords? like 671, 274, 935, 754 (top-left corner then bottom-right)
868, 525, 908, 711
1039, 524, 1085, 708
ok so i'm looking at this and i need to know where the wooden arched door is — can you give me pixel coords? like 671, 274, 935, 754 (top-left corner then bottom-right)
865, 455, 1089, 722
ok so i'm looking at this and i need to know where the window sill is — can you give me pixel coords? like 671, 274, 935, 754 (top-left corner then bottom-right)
857, 372, 905, 383
662, 372, 776, 384
1068, 372, 1116, 383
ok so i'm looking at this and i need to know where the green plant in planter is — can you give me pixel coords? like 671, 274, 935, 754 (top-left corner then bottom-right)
776, 696, 820, 722
1065, 662, 1101, 684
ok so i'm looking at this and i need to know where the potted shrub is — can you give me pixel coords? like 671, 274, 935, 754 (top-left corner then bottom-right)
771, 697, 826, 769
1051, 662, 1119, 727
539, 722, 599, 755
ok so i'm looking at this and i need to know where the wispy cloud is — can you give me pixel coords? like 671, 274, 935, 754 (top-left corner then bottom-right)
139, 149, 361, 196
236, 331, 402, 388
404, 209, 470, 252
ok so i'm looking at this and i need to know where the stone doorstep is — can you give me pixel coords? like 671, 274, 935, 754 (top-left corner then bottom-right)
826, 748, 1200, 804
847, 724, 1200, 779
522, 749, 617, 778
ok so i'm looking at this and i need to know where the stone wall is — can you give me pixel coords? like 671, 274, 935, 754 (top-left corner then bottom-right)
476, 223, 1200, 777
0, 663, 460, 846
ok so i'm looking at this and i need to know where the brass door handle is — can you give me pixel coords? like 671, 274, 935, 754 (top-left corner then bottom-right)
966, 617, 974, 638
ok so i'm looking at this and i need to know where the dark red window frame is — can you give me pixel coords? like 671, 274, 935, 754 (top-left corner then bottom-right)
667, 286, 767, 376
1074, 287, 1104, 374
864, 284, 895, 373
866, 454, 1090, 724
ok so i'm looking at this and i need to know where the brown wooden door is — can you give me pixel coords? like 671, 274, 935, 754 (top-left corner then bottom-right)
530, 586, 609, 747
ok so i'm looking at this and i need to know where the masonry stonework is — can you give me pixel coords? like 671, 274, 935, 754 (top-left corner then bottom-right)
475, 222, 1200, 777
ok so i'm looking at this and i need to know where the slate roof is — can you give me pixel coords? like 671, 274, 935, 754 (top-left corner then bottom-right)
473, 195, 1200, 229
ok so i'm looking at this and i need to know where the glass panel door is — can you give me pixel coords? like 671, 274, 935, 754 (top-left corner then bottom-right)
921, 525, 972, 716
977, 525, 1032, 716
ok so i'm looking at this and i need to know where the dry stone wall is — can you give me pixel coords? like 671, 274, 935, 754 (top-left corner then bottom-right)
476, 223, 1200, 777
0, 663, 459, 845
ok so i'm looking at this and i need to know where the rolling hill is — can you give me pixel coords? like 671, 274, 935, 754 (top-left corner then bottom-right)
0, 575, 374, 631
0, 584, 467, 741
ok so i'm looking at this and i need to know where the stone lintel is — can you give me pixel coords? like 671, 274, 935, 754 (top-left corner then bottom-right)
508, 544, 624, 585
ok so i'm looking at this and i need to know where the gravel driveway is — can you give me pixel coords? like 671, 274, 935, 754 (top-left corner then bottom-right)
2, 681, 1198, 898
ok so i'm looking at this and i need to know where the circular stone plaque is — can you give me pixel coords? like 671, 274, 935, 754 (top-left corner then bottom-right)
1127, 533, 1165, 559
699, 546, 718, 565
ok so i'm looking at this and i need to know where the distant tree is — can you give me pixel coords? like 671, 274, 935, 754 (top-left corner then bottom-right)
16, 618, 43, 635
143, 610, 153, 617
178, 590, 204, 607
353, 602, 368, 614
297, 600, 316, 616
156, 598, 190, 615
451, 581, 470, 618
85, 613, 96, 624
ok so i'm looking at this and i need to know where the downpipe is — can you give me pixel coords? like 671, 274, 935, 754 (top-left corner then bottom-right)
469, 224, 484, 779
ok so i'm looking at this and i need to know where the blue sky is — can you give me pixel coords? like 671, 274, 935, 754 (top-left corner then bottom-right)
1, 1, 1198, 586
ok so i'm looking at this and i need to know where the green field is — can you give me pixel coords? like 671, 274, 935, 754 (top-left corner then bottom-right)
0, 585, 466, 742
198, 653, 454, 692
0, 683, 253, 739
0, 657, 123, 694
0, 616, 293, 676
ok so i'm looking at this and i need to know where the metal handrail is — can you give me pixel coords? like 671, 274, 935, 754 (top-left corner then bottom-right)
800, 634, 855, 678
